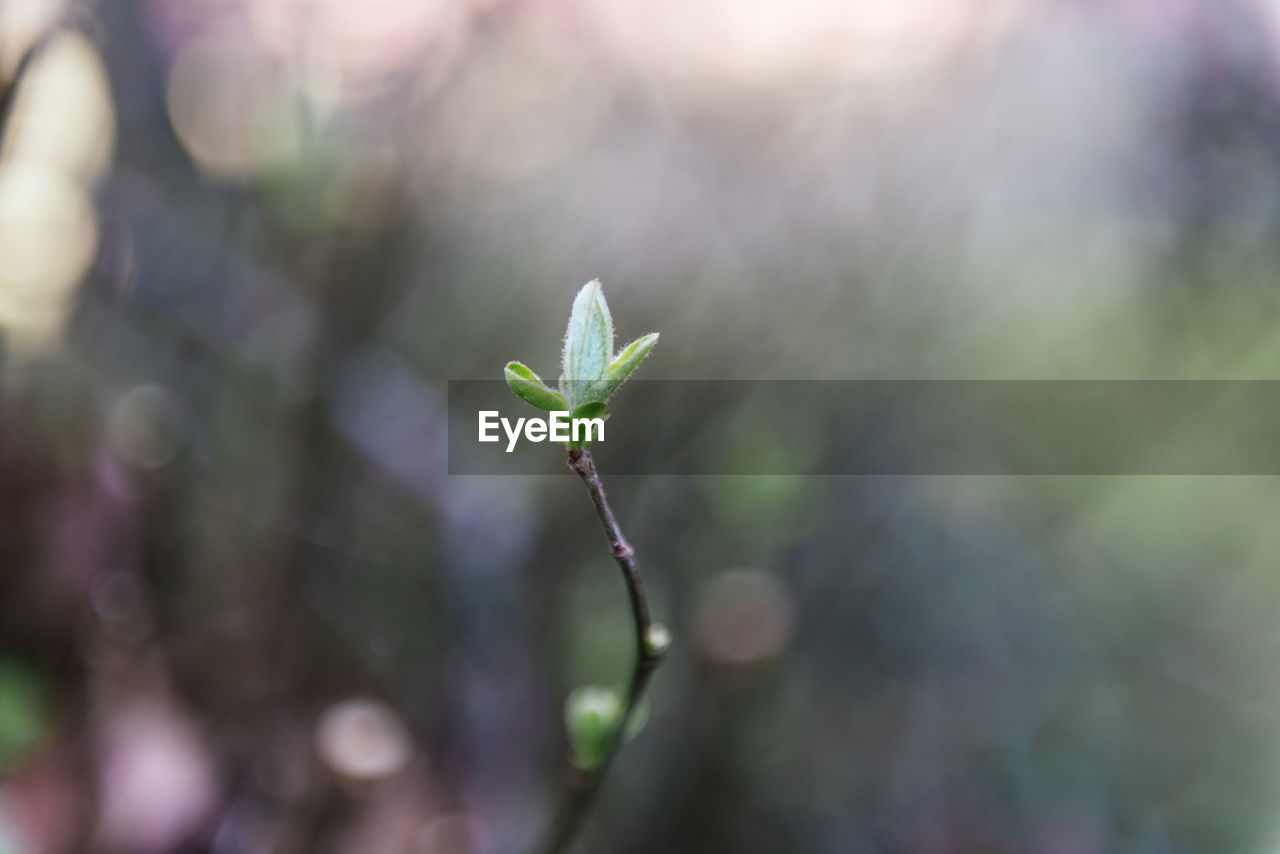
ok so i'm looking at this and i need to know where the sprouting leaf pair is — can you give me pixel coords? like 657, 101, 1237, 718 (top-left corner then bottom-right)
504, 279, 658, 430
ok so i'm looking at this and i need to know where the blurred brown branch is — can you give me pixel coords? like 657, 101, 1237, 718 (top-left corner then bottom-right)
538, 447, 666, 854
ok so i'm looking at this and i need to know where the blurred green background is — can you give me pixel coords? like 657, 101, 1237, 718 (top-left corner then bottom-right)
4, 1, 1280, 852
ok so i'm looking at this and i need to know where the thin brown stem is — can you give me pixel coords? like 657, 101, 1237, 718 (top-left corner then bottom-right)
538, 447, 666, 854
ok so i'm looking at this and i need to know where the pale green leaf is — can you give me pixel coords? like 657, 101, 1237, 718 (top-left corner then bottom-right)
590, 332, 659, 403
561, 280, 613, 407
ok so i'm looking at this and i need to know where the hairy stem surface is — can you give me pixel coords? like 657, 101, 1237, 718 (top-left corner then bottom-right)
538, 447, 665, 854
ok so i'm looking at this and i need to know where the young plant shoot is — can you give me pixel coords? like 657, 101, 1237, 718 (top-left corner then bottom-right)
503, 280, 665, 854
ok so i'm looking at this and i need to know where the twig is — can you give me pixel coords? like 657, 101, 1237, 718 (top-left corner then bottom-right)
538, 447, 666, 854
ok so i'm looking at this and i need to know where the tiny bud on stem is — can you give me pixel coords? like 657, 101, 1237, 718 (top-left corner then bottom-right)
644, 623, 671, 659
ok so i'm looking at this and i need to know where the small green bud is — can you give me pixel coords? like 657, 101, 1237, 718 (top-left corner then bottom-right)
504, 361, 567, 411
505, 280, 658, 417
643, 623, 671, 658
564, 685, 622, 770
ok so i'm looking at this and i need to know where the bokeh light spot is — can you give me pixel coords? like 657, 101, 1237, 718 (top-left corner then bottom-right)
166, 18, 306, 179
0, 0, 64, 78
248, 0, 461, 96
315, 697, 413, 787
1, 31, 115, 182
97, 703, 218, 853
106, 384, 186, 470
693, 568, 795, 666
0, 161, 97, 348
581, 0, 1027, 91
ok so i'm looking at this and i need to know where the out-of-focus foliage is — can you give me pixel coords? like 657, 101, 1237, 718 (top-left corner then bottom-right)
4, 2, 1280, 853
0, 659, 50, 771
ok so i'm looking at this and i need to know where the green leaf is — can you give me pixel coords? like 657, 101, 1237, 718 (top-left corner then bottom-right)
592, 332, 659, 403
504, 361, 567, 411
561, 280, 613, 408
